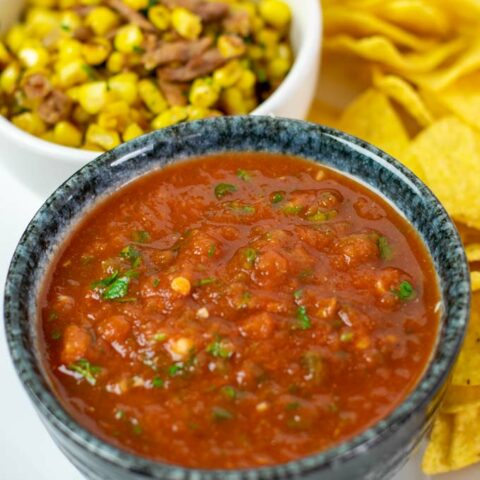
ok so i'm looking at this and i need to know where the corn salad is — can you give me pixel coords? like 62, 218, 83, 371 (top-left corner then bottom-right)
0, 0, 292, 151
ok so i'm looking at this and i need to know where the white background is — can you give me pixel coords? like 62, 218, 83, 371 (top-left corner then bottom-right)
0, 159, 477, 479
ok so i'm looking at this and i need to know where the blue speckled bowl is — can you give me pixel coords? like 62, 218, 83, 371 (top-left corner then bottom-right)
4, 116, 470, 480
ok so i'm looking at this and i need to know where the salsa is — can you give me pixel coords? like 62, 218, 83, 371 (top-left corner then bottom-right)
39, 153, 440, 469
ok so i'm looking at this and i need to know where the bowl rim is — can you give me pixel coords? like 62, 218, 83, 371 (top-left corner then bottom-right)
4, 116, 470, 479
0, 0, 322, 164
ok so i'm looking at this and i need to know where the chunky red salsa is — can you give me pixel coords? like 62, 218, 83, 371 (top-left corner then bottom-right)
40, 153, 439, 469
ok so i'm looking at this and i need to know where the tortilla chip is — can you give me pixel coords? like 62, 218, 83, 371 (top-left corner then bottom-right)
472, 271, 480, 292
371, 0, 451, 37
452, 292, 480, 386
405, 117, 480, 229
324, 6, 436, 51
373, 71, 433, 127
466, 243, 480, 263
308, 98, 341, 128
442, 385, 480, 414
422, 413, 454, 474
324, 35, 466, 74
449, 406, 480, 471
337, 89, 411, 162
407, 38, 480, 90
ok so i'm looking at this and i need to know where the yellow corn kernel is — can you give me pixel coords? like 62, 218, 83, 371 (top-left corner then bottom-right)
55, 59, 89, 88
58, 38, 83, 59
267, 56, 290, 79
247, 44, 264, 61
187, 105, 214, 121
217, 34, 246, 59
251, 15, 265, 33
6, 25, 27, 53
0, 62, 20, 93
18, 43, 49, 69
85, 7, 120, 36
106, 52, 126, 73
277, 42, 292, 62
58, 0, 77, 8
80, 0, 102, 5
26, 8, 60, 37
148, 5, 171, 31
138, 79, 167, 114
259, 0, 291, 29
12, 112, 47, 136
114, 25, 144, 54
213, 60, 243, 88
0, 41, 11, 64
236, 70, 256, 92
72, 105, 91, 124
29, 0, 56, 7
221, 87, 247, 114
98, 101, 130, 130
41, 129, 56, 142
108, 72, 138, 105
171, 8, 202, 40
170, 276, 191, 296
151, 106, 188, 129
82, 38, 112, 65
189, 78, 219, 108
86, 124, 121, 150
244, 95, 258, 112
77, 81, 108, 114
256, 28, 280, 48
122, 0, 148, 9
170, 337, 193, 357
59, 11, 82, 35
123, 123, 144, 141
53, 121, 82, 147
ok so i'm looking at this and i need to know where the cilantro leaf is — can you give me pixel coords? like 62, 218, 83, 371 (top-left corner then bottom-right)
214, 183, 237, 199
103, 275, 130, 300
236, 169, 251, 181
69, 359, 101, 385
296, 306, 312, 330
91, 270, 118, 289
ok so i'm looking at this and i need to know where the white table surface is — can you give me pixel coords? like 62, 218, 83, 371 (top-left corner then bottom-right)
0, 153, 477, 480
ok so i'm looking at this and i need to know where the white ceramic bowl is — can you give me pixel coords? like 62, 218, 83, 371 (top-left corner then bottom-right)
0, 0, 322, 196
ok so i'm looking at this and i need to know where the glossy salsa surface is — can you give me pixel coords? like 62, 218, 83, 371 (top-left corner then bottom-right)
39, 153, 440, 469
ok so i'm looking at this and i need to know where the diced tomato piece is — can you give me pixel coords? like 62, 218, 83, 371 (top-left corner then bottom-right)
61, 324, 91, 365
253, 250, 288, 286
335, 234, 379, 268
240, 312, 275, 339
97, 315, 131, 343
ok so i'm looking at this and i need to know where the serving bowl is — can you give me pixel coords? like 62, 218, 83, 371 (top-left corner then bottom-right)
4, 116, 470, 480
0, 0, 322, 197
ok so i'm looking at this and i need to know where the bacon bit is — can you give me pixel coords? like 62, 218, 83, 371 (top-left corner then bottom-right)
223, 9, 251, 37
158, 77, 189, 106
159, 48, 229, 82
106, 0, 156, 32
73, 26, 94, 42
163, 0, 229, 22
142, 37, 212, 70
38, 89, 73, 124
23, 73, 51, 100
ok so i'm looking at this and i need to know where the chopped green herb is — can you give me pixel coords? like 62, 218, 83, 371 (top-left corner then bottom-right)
51, 330, 62, 340
378, 236, 393, 261
132, 230, 151, 243
293, 289, 303, 299
168, 363, 184, 377
212, 407, 233, 421
80, 255, 95, 265
286, 401, 300, 411
208, 244, 216, 257
82, 64, 96, 80
299, 269, 314, 280
236, 169, 251, 181
120, 245, 141, 268
91, 270, 119, 289
221, 385, 237, 399
296, 306, 312, 330
207, 337, 233, 359
271, 191, 285, 204
306, 210, 337, 222
245, 247, 257, 266
132, 45, 145, 54
48, 311, 59, 321
153, 332, 167, 342
152, 278, 160, 288
256, 67, 267, 83
61, 23, 71, 32
152, 376, 164, 388
148, 0, 159, 6
393, 280, 416, 301
214, 183, 237, 199
132, 423, 143, 435
114, 409, 125, 420
340, 331, 354, 342
302, 351, 325, 383
238, 291, 252, 308
228, 202, 256, 215
69, 359, 101, 385
197, 277, 216, 286
103, 275, 131, 300
282, 203, 303, 215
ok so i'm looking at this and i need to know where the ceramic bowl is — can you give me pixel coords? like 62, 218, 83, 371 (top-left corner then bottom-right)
0, 0, 322, 197
4, 116, 470, 480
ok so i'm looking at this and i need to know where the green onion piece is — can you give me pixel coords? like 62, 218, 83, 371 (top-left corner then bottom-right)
132, 230, 151, 243
208, 244, 216, 257
120, 245, 142, 268
212, 407, 233, 421
236, 169, 251, 181
271, 191, 284, 204
197, 277, 216, 286
293, 289, 303, 299
207, 338, 233, 359
152, 376, 164, 388
51, 330, 61, 340
296, 306, 312, 330
286, 401, 300, 411
228, 202, 256, 215
221, 385, 237, 399
306, 210, 337, 222
393, 280, 416, 301
245, 247, 257, 266
378, 236, 393, 261
282, 203, 303, 215
69, 359, 101, 385
340, 331, 354, 342
153, 332, 167, 342
214, 183, 237, 199
152, 278, 160, 288
168, 363, 184, 377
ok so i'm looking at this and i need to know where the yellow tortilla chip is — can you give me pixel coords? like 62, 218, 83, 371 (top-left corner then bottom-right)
324, 6, 436, 51
452, 292, 480, 386
372, 71, 433, 127
324, 35, 466, 74
422, 413, 454, 474
442, 385, 480, 414
466, 243, 480, 263
407, 38, 480, 90
308, 98, 341, 128
371, 0, 451, 37
472, 271, 480, 292
337, 89, 411, 162
449, 406, 480, 471
405, 117, 480, 230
